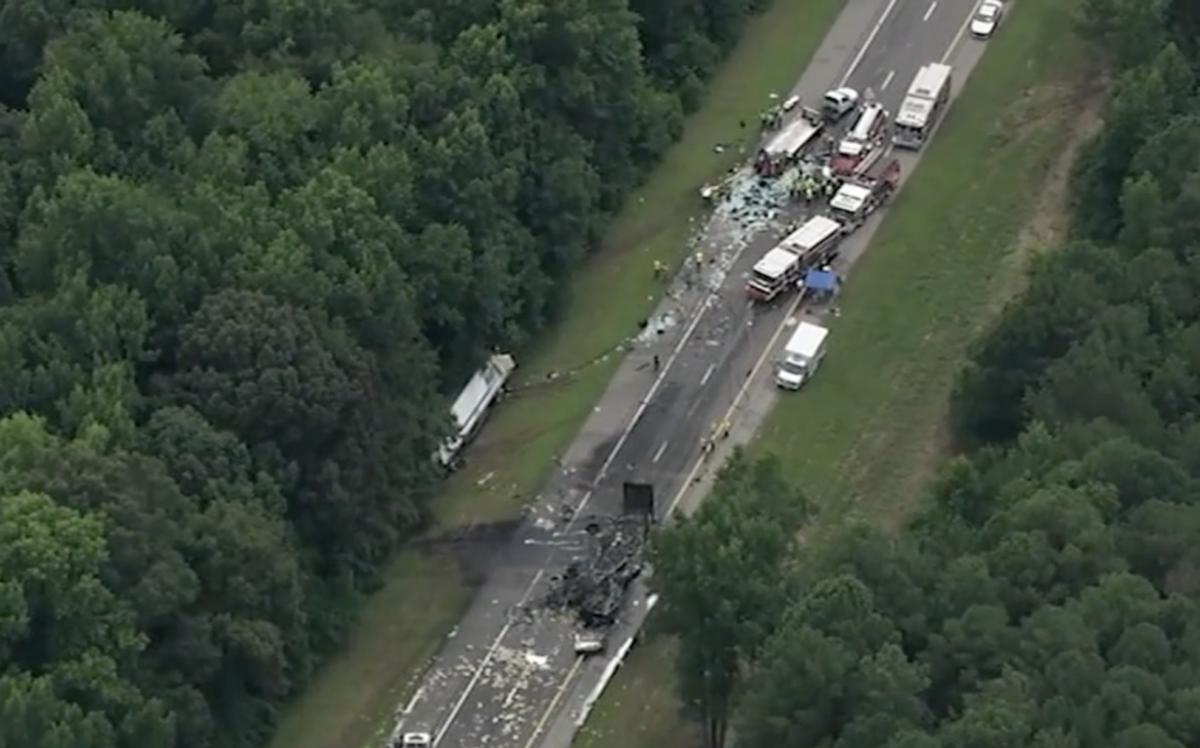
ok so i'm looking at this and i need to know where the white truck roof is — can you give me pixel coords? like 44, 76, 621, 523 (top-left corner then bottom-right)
782, 215, 842, 250
764, 116, 821, 158
753, 246, 800, 279
847, 103, 884, 142
830, 183, 872, 214
837, 139, 866, 157
896, 63, 952, 127
785, 321, 828, 359
896, 98, 933, 128
438, 353, 515, 465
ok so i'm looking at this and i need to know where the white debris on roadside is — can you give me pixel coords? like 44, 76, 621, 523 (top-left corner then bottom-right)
634, 310, 679, 344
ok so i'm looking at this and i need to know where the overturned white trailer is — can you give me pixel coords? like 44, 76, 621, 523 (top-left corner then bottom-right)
436, 353, 516, 469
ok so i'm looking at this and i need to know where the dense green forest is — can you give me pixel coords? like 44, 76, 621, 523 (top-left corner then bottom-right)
0, 0, 776, 746
650, 2, 1200, 748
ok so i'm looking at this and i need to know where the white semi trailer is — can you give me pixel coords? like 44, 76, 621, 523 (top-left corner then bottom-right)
436, 353, 516, 469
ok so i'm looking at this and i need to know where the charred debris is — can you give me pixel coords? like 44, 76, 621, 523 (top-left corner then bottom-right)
539, 513, 650, 630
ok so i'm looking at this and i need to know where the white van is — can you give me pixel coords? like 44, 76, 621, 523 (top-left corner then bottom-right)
776, 322, 828, 390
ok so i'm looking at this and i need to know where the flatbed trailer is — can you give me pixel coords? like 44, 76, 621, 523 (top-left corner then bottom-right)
755, 107, 824, 176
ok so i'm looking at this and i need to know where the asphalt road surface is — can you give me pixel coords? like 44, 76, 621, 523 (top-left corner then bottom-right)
395, 1, 981, 746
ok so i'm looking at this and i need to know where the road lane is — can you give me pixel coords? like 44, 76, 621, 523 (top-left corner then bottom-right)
522, 1, 988, 746
639, 0, 979, 508
429, 291, 754, 748
397, 1, 982, 746
848, 0, 975, 112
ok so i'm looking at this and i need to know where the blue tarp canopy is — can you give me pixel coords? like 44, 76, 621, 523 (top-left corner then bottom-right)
804, 269, 838, 292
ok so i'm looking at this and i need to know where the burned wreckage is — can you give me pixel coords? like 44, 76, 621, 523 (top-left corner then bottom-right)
537, 513, 650, 652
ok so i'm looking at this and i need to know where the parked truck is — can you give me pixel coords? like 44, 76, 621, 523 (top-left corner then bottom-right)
893, 62, 953, 149
746, 216, 843, 303
828, 159, 901, 231
776, 321, 829, 390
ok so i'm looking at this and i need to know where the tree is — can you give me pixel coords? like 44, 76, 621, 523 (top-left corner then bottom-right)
660, 10, 1200, 748
0, 0, 881, 746
650, 451, 808, 748
0, 488, 175, 748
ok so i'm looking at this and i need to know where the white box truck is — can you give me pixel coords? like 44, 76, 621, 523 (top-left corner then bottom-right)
776, 321, 828, 390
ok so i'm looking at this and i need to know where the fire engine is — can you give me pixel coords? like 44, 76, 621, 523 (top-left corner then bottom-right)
830, 102, 889, 178
828, 159, 901, 232
746, 216, 843, 302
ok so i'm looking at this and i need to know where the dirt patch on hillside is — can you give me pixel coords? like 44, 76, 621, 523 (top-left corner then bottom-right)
986, 72, 1108, 317
838, 71, 1112, 532
886, 72, 1110, 516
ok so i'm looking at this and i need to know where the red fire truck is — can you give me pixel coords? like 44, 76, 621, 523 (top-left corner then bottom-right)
830, 103, 889, 177
828, 159, 901, 232
746, 216, 844, 302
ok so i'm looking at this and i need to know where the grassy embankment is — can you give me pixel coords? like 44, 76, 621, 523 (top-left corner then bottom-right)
575, 1, 1103, 747
267, 2, 845, 748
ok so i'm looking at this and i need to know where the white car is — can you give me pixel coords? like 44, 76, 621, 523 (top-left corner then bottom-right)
822, 87, 860, 121
970, 0, 1003, 38
573, 630, 608, 656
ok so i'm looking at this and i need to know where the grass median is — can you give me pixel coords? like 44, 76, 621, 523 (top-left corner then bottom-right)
574, 1, 1101, 747
267, 3, 845, 748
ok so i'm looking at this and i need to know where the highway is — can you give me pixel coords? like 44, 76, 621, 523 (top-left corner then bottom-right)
394, 0, 984, 746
